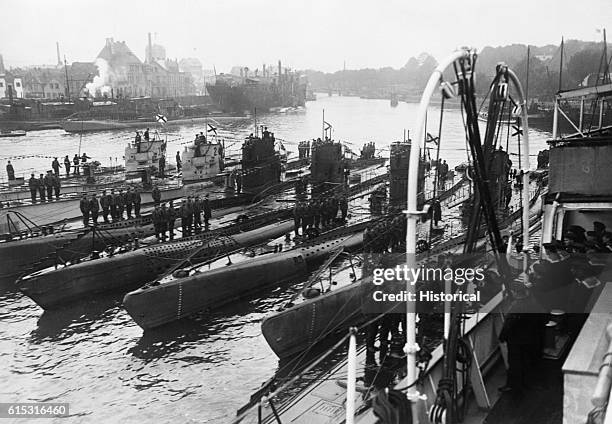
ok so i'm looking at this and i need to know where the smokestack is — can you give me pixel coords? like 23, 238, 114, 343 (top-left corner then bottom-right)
263, 64, 266, 78
56, 42, 61, 67
0, 54, 4, 74
105, 38, 114, 55
278, 60, 281, 82
147, 33, 152, 63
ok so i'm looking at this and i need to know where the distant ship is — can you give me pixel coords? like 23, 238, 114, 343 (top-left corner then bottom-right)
206, 61, 307, 114
390, 94, 399, 107
62, 97, 247, 133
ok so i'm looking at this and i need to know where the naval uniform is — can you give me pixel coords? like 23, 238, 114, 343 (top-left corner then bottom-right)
89, 197, 100, 225
202, 198, 212, 227
28, 177, 38, 203
100, 194, 111, 223
79, 197, 90, 226
133, 190, 142, 217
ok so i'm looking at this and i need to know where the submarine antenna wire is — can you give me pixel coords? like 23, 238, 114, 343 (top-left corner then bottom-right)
405, 48, 471, 411
505, 67, 530, 272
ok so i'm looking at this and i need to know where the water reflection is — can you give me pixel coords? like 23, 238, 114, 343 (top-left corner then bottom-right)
32, 293, 123, 342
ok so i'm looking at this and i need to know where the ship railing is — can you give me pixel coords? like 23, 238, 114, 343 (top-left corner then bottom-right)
553, 82, 612, 140
589, 321, 612, 424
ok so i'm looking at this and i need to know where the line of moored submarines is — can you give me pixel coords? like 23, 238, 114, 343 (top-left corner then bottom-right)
13, 168, 391, 331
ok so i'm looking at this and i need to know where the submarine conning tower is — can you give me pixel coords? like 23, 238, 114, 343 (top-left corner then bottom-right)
241, 131, 282, 191
389, 140, 425, 205
310, 138, 345, 192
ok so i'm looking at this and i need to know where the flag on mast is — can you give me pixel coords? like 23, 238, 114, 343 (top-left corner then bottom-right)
426, 132, 439, 145
207, 123, 217, 135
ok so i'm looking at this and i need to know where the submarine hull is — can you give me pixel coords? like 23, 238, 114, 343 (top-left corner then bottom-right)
17, 221, 294, 309
124, 233, 363, 330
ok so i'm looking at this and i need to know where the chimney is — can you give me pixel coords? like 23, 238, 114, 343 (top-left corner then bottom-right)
105, 38, 114, 55
0, 54, 4, 74
147, 32, 152, 63
278, 60, 282, 82
56, 42, 61, 67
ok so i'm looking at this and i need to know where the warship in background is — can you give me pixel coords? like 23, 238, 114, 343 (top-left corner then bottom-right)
206, 61, 307, 114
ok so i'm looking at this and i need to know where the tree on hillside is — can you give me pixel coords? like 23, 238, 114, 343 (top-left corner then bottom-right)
567, 48, 605, 86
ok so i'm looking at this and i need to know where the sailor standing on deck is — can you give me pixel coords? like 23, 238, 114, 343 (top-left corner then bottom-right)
63, 155, 71, 177
176, 151, 182, 172
193, 195, 202, 231
158, 155, 166, 178
498, 280, 545, 394
152, 185, 161, 207
431, 198, 442, 227
38, 173, 46, 201
100, 190, 111, 223
202, 195, 212, 228
52, 173, 61, 199
293, 201, 302, 236
117, 189, 126, 219
73, 154, 80, 176
159, 203, 169, 241
236, 171, 242, 194
339, 195, 348, 220
44, 171, 54, 200
152, 205, 163, 241
302, 202, 312, 234
125, 187, 134, 219
109, 189, 117, 220
79, 193, 90, 226
144, 128, 150, 141
113, 189, 123, 220
89, 193, 100, 225
312, 199, 321, 229
28, 174, 38, 202
180, 200, 192, 237
133, 188, 142, 217
166, 201, 176, 240
6, 161, 15, 181
52, 158, 60, 176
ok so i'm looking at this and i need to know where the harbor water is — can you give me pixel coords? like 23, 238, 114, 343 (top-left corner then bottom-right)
0, 95, 552, 423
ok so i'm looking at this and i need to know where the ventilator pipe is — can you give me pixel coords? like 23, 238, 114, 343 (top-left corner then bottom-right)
505, 68, 531, 271
346, 327, 358, 424
405, 48, 472, 410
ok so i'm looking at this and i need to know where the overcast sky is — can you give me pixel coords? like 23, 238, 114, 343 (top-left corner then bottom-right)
1, 0, 610, 73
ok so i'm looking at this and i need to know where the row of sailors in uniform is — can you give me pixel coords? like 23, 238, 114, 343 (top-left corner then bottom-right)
28, 171, 62, 202
292, 195, 349, 236
79, 188, 143, 226
363, 214, 407, 253
360, 142, 376, 160
151, 195, 213, 240
297, 141, 311, 160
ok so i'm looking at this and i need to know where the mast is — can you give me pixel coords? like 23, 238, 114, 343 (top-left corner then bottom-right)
56, 42, 61, 67
64, 55, 70, 101
526, 45, 530, 103
322, 109, 325, 140
254, 107, 258, 137
603, 28, 609, 84
558, 37, 564, 92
